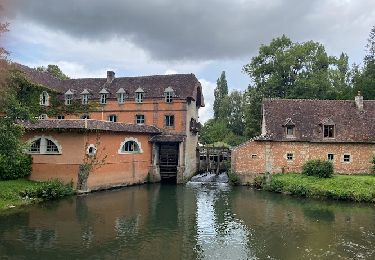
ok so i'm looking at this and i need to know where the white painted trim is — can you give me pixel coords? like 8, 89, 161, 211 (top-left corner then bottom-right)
118, 137, 143, 154
86, 144, 97, 156
26, 135, 62, 155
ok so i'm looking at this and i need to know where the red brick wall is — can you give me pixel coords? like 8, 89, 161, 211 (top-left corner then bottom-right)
232, 141, 375, 177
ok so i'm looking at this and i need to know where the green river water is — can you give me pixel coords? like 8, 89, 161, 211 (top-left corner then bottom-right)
0, 183, 374, 259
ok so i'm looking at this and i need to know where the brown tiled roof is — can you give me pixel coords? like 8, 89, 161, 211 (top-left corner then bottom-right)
19, 119, 161, 134
150, 134, 185, 143
263, 98, 375, 143
13, 63, 205, 106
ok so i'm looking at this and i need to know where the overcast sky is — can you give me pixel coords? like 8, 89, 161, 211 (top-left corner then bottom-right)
2, 0, 375, 122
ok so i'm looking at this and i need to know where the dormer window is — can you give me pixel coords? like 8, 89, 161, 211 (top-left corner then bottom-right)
65, 89, 74, 105
39, 91, 50, 106
164, 87, 174, 103
135, 88, 144, 103
286, 126, 295, 137
99, 88, 109, 104
81, 89, 90, 105
116, 88, 126, 104
323, 125, 335, 138
283, 118, 295, 138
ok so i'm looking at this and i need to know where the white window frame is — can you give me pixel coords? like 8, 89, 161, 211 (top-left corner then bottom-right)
57, 115, 65, 120
342, 154, 351, 163
65, 94, 73, 105
108, 114, 117, 122
135, 92, 144, 103
165, 115, 174, 127
27, 136, 62, 155
136, 115, 145, 124
100, 94, 108, 104
39, 91, 50, 106
86, 144, 97, 156
82, 94, 89, 105
286, 153, 294, 161
117, 93, 125, 104
286, 126, 295, 138
118, 137, 143, 154
165, 91, 173, 103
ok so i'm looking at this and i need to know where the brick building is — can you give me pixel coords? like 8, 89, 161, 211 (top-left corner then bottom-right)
232, 94, 375, 183
17, 65, 204, 190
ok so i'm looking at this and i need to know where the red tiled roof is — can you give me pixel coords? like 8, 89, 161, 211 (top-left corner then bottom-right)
263, 98, 375, 143
19, 119, 161, 134
150, 134, 185, 143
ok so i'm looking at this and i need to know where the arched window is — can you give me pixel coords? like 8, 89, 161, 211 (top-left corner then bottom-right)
118, 138, 143, 154
28, 137, 61, 155
39, 91, 50, 106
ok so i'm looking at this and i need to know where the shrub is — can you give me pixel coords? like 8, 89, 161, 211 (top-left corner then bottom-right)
253, 175, 265, 188
0, 154, 32, 180
302, 159, 333, 178
20, 179, 74, 200
228, 170, 241, 186
372, 155, 375, 174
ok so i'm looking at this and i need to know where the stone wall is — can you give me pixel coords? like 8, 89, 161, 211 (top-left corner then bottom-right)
232, 140, 375, 183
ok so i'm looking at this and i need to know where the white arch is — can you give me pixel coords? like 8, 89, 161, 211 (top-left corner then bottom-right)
27, 135, 62, 155
118, 137, 143, 154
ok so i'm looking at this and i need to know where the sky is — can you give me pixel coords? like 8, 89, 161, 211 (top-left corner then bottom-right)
1, 0, 375, 122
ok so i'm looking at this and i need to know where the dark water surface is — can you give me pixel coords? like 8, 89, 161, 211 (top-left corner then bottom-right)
1, 183, 374, 259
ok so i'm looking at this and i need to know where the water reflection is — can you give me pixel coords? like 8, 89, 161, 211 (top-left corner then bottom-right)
0, 184, 374, 259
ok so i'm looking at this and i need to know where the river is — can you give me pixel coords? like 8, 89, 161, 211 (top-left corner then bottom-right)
0, 183, 374, 259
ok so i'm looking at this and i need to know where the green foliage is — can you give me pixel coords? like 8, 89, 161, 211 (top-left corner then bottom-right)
227, 170, 241, 186
371, 155, 375, 174
36, 64, 70, 80
199, 119, 246, 146
302, 160, 334, 178
213, 71, 229, 120
20, 179, 74, 201
265, 174, 375, 202
253, 175, 266, 188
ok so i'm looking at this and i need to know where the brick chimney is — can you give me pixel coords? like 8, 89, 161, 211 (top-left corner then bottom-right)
355, 91, 363, 111
107, 71, 115, 83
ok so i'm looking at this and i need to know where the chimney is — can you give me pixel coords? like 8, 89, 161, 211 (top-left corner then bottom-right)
355, 91, 363, 111
107, 71, 115, 83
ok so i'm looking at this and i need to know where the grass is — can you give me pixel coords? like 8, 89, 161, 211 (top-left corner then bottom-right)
0, 179, 45, 210
0, 179, 75, 211
264, 174, 375, 203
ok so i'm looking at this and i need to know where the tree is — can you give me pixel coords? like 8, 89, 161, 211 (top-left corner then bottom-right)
228, 90, 244, 136
353, 26, 375, 100
243, 35, 352, 138
0, 22, 33, 180
36, 64, 70, 80
213, 71, 229, 121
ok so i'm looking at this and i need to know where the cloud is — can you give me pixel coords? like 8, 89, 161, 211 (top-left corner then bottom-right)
198, 78, 216, 123
7, 0, 375, 61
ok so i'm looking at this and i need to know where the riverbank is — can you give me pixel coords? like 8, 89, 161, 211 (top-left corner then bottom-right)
258, 174, 375, 203
0, 179, 74, 211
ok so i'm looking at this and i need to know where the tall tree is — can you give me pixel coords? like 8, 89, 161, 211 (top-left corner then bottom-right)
228, 90, 244, 136
353, 25, 375, 99
213, 71, 229, 121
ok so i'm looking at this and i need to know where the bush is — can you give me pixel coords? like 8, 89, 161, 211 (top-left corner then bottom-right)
372, 155, 375, 174
302, 159, 333, 178
228, 170, 241, 186
20, 179, 74, 200
0, 154, 32, 180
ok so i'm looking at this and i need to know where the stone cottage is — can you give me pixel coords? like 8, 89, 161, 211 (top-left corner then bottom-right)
17, 65, 204, 190
232, 94, 375, 183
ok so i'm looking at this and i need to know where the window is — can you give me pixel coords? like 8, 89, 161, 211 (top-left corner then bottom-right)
165, 115, 174, 127
28, 137, 61, 155
39, 91, 49, 106
81, 114, 90, 119
65, 94, 72, 105
29, 138, 41, 153
165, 91, 173, 103
38, 114, 48, 120
286, 126, 295, 137
82, 94, 89, 105
100, 94, 108, 104
86, 144, 97, 156
117, 93, 125, 104
57, 115, 65, 120
135, 92, 143, 103
251, 154, 257, 159
327, 154, 334, 161
287, 153, 294, 161
343, 154, 351, 162
108, 114, 117, 122
136, 115, 145, 124
121, 141, 139, 153
323, 125, 335, 138
46, 139, 59, 153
